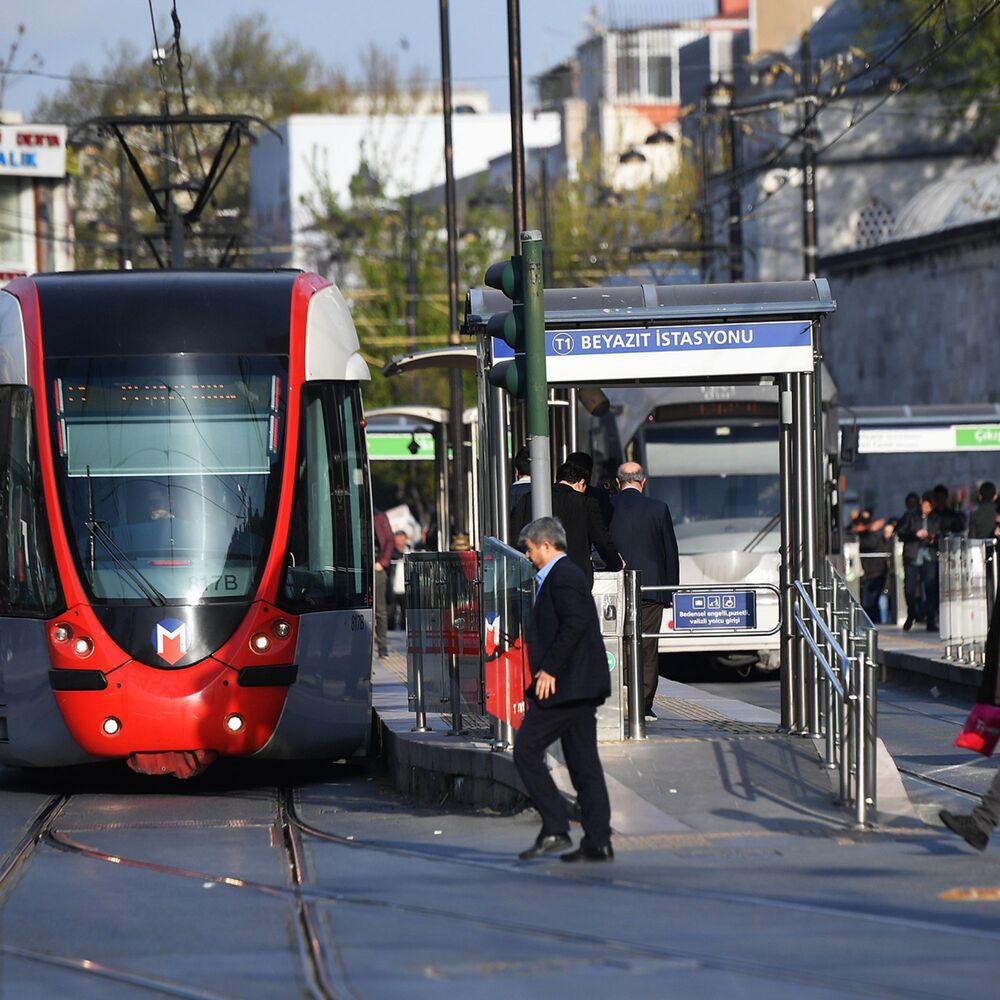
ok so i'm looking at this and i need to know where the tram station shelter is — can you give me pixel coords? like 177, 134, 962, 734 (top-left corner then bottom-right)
464, 278, 837, 723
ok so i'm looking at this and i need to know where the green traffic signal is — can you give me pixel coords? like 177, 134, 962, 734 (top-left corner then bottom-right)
486, 304, 524, 349
484, 255, 523, 300
487, 357, 526, 399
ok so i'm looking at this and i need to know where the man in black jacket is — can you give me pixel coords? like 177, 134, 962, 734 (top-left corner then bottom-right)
610, 462, 679, 720
513, 516, 614, 863
895, 491, 941, 631
509, 461, 623, 588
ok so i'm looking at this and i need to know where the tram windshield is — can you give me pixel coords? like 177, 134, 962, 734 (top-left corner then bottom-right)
48, 354, 287, 604
641, 422, 780, 528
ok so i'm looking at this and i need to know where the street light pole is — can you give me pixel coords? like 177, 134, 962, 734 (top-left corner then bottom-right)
438, 0, 467, 542
707, 80, 742, 283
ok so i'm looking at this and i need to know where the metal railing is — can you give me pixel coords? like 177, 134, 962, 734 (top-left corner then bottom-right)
404, 551, 483, 735
793, 559, 878, 827
480, 537, 535, 749
940, 537, 998, 664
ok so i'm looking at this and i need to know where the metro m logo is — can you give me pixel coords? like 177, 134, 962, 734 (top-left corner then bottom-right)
152, 618, 189, 666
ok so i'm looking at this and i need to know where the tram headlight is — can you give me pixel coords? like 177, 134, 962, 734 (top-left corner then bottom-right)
53, 623, 73, 643
73, 636, 94, 657
272, 619, 291, 639
102, 717, 121, 736
225, 713, 245, 733
250, 632, 271, 653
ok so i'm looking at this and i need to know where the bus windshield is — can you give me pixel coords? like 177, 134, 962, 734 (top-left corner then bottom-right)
48, 354, 287, 604
641, 422, 779, 526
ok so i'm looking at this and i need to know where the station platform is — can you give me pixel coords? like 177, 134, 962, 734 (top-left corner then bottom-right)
373, 636, 918, 849
877, 625, 984, 689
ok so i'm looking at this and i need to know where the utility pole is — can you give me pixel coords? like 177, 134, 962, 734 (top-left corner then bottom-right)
404, 195, 418, 354
117, 145, 131, 269
506, 0, 527, 240
800, 31, 819, 280
438, 0, 467, 542
698, 91, 712, 281
726, 101, 743, 281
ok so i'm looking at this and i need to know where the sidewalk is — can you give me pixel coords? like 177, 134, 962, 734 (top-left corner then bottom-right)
877, 624, 984, 688
374, 635, 918, 850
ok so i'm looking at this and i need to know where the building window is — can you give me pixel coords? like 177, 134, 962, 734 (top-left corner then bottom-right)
855, 198, 895, 248
616, 33, 640, 99
649, 55, 673, 99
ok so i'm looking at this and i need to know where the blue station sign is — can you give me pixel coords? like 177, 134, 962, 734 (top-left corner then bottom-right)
493, 319, 813, 381
673, 590, 758, 631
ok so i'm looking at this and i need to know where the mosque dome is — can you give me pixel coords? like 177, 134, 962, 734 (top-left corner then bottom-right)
892, 161, 1000, 241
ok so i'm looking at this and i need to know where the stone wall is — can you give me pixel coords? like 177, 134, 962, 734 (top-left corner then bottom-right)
821, 220, 1000, 518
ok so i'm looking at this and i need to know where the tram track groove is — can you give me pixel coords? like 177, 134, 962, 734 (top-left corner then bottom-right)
32, 795, 954, 998
278, 787, 357, 1000
15, 775, 991, 1000
0, 794, 67, 897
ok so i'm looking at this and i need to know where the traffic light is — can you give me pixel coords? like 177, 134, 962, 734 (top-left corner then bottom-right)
485, 255, 527, 399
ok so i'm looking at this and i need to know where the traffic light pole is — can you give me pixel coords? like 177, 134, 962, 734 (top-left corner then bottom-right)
522, 231, 551, 518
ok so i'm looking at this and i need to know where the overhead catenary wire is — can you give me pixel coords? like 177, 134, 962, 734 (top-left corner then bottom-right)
697, 0, 999, 228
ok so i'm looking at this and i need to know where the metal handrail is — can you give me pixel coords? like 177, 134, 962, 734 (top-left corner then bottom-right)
792, 561, 878, 827
792, 603, 846, 699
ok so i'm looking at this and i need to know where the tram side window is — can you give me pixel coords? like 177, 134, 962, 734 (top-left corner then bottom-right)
0, 387, 63, 615
281, 383, 373, 611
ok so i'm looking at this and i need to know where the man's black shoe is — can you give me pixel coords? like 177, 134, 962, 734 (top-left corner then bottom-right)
926, 622, 938, 632
378, 647, 389, 659
560, 843, 614, 863
644, 710, 657, 721
518, 832, 572, 860
903, 615, 914, 631
939, 810, 989, 851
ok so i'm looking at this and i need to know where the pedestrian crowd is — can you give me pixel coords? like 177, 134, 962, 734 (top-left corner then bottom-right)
851, 480, 999, 633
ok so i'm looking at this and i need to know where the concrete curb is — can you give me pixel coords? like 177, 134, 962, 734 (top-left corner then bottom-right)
377, 717, 531, 813
880, 647, 983, 689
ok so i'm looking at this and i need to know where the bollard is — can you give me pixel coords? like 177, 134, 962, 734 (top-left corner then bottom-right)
823, 596, 836, 768
625, 571, 645, 740
855, 644, 867, 827
410, 568, 430, 732
412, 610, 430, 734
807, 577, 821, 738
447, 574, 464, 736
865, 627, 878, 817
838, 622, 851, 808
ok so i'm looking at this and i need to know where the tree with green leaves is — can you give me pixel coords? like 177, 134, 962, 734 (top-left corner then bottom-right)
541, 143, 702, 286
859, 0, 1000, 148
30, 15, 427, 269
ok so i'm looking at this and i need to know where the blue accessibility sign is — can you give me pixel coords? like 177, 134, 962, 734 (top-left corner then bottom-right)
673, 590, 757, 631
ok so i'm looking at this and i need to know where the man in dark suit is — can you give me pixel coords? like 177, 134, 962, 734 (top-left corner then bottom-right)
567, 450, 613, 528
509, 461, 622, 588
513, 516, 614, 862
508, 446, 532, 511
610, 461, 679, 720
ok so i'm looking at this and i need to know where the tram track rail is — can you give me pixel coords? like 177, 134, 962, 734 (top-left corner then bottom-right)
3, 772, 990, 1000
40, 804, 958, 1000
0, 794, 67, 896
